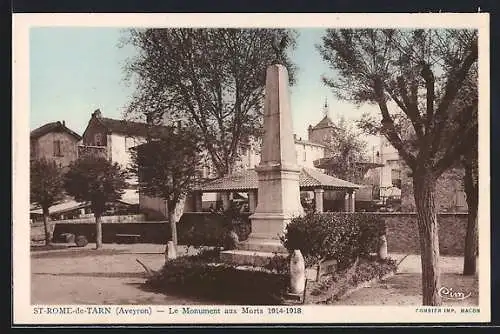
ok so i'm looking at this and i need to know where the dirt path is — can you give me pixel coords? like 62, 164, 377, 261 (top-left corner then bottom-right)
328, 253, 479, 306
31, 243, 209, 305
32, 246, 479, 306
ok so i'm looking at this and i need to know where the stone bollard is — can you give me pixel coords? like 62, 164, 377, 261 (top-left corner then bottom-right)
378, 234, 388, 260
165, 241, 177, 260
290, 249, 306, 294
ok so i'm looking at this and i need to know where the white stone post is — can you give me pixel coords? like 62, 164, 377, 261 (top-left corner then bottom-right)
290, 249, 306, 294
379, 234, 388, 260
314, 188, 324, 213
248, 190, 258, 212
166, 240, 177, 260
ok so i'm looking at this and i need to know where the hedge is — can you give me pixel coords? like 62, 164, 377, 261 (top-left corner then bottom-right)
280, 213, 386, 269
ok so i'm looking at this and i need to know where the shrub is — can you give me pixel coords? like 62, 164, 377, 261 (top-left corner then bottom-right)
280, 213, 386, 269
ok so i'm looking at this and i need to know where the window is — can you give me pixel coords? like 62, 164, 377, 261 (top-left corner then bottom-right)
94, 133, 103, 146
303, 150, 307, 162
53, 140, 62, 157
391, 169, 401, 189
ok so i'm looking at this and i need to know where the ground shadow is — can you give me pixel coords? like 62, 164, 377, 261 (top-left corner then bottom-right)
30, 244, 76, 252
32, 272, 146, 278
125, 281, 231, 305
31, 248, 127, 259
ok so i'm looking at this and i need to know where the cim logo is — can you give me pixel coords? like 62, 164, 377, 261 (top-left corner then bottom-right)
438, 287, 472, 300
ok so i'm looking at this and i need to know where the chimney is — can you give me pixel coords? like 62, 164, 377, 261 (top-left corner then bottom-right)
92, 109, 102, 118
62, 120, 66, 126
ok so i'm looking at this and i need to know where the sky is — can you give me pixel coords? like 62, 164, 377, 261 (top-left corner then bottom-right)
30, 27, 380, 151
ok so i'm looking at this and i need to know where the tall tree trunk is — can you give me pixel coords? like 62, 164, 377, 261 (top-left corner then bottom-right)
168, 195, 187, 247
42, 207, 51, 246
169, 211, 178, 246
413, 172, 442, 306
95, 214, 103, 249
463, 162, 478, 275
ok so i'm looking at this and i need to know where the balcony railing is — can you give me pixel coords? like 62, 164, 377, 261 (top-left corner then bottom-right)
77, 145, 107, 159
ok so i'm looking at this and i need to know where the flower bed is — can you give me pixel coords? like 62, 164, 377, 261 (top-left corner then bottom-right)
146, 250, 287, 305
145, 248, 397, 305
305, 257, 398, 304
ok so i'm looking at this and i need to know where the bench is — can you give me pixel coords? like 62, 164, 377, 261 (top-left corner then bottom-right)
115, 233, 141, 244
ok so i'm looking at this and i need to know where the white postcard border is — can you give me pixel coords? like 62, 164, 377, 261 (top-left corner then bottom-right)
13, 13, 491, 324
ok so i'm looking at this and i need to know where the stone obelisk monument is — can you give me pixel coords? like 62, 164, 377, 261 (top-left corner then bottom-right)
220, 63, 304, 266
241, 64, 304, 255
249, 64, 304, 238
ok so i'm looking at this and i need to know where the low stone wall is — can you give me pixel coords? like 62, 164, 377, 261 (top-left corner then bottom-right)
48, 212, 469, 255
52, 222, 168, 244
377, 213, 469, 256
53, 214, 146, 225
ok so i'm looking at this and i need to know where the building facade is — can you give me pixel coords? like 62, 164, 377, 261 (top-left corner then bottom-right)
30, 121, 82, 169
377, 135, 467, 212
80, 109, 148, 168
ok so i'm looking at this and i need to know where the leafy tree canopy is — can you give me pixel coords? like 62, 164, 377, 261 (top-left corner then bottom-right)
64, 157, 128, 216
122, 28, 298, 176
129, 125, 203, 209
318, 29, 478, 177
30, 158, 65, 210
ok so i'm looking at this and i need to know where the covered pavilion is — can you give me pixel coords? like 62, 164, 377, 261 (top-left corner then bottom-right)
192, 167, 360, 213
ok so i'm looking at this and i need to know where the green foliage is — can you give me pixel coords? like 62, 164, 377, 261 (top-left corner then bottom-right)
318, 29, 478, 176
280, 213, 386, 269
323, 116, 370, 183
30, 158, 65, 211
129, 125, 202, 210
263, 253, 290, 275
64, 156, 128, 216
147, 254, 288, 305
123, 28, 298, 176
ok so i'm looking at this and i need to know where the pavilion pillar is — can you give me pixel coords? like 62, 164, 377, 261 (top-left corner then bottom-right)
344, 192, 349, 212
194, 191, 203, 212
221, 192, 231, 211
314, 188, 324, 213
348, 190, 356, 212
248, 190, 258, 212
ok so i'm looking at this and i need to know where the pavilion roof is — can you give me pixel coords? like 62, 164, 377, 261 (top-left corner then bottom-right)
195, 167, 360, 192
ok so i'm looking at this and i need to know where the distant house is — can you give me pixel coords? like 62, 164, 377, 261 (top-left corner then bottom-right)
80, 109, 173, 216
80, 109, 157, 168
30, 121, 82, 169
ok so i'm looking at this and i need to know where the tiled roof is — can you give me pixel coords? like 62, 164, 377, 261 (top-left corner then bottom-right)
196, 167, 359, 192
30, 200, 89, 215
118, 189, 140, 205
294, 138, 326, 148
97, 117, 169, 138
312, 115, 337, 130
30, 121, 82, 140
